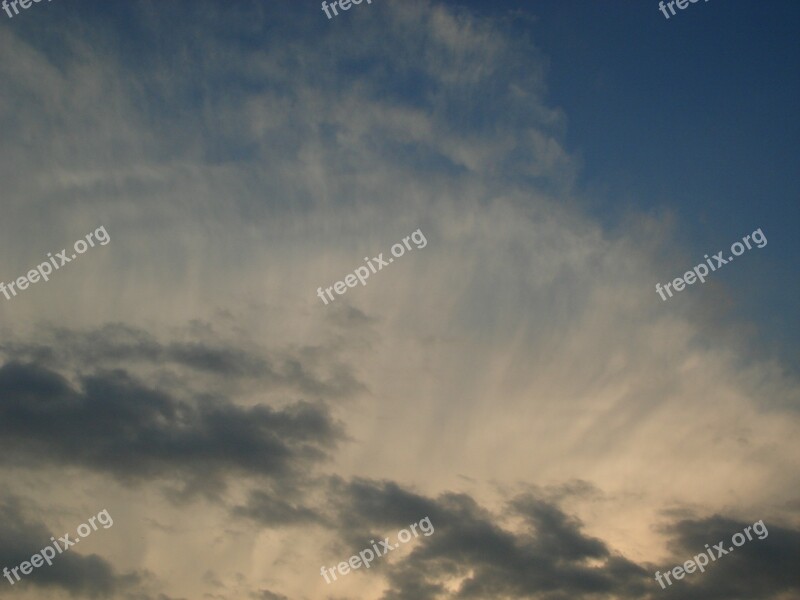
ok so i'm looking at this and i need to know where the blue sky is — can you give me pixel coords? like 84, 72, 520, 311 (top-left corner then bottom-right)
459, 0, 800, 362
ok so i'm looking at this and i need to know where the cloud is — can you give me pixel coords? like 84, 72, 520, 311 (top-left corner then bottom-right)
233, 490, 324, 528
310, 478, 800, 600
318, 478, 651, 600
0, 357, 343, 496
0, 496, 137, 597
1, 322, 366, 399
652, 515, 800, 600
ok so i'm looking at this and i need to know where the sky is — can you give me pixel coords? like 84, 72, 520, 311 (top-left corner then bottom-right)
0, 1, 798, 599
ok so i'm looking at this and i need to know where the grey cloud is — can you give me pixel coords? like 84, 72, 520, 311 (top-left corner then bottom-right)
2, 323, 261, 376
203, 474, 800, 599
237, 476, 441, 537
0, 360, 343, 496
233, 490, 323, 528
652, 515, 800, 600
510, 495, 607, 562
1, 322, 365, 399
0, 496, 137, 597
238, 475, 647, 597
323, 479, 650, 600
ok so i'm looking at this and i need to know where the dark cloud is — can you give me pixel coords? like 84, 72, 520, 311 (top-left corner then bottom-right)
3, 326, 797, 600
332, 477, 444, 533
235, 474, 795, 600
0, 360, 343, 496
0, 496, 137, 597
1, 322, 365, 398
652, 515, 800, 600
233, 489, 323, 527
510, 495, 607, 562
321, 479, 651, 600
